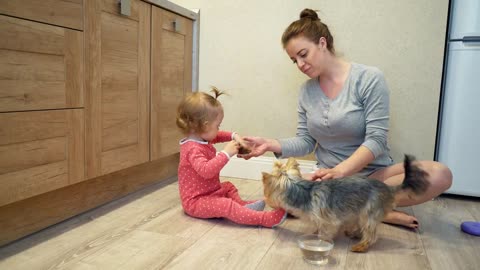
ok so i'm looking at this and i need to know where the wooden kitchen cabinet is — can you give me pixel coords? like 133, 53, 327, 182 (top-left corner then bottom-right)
0, 109, 85, 207
151, 7, 193, 160
0, 11, 85, 206
0, 0, 198, 247
85, 0, 150, 178
0, 15, 84, 112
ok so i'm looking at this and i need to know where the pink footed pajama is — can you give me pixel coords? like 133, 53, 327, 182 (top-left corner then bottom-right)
178, 131, 286, 228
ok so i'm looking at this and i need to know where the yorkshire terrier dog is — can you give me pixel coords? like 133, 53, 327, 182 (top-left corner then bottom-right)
261, 155, 429, 252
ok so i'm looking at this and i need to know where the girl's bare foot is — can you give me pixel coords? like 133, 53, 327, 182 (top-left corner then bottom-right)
383, 210, 419, 229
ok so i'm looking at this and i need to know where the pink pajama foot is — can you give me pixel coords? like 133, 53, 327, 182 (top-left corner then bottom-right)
245, 200, 266, 211
262, 209, 287, 228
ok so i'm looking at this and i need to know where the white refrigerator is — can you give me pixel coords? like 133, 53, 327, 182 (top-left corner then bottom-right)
436, 0, 480, 196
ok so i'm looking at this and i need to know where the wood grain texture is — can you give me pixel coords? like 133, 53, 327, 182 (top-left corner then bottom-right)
0, 179, 479, 269
67, 109, 86, 184
414, 196, 480, 270
102, 0, 140, 22
0, 109, 84, 206
151, 7, 193, 160
343, 207, 431, 270
65, 29, 84, 108
0, 153, 179, 247
0, 15, 84, 112
0, 0, 83, 30
0, 179, 480, 270
163, 180, 275, 270
184, 14, 193, 97
85, 0, 149, 178
160, 10, 189, 36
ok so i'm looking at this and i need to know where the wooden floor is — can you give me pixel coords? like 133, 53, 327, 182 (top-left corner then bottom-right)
1, 177, 479, 270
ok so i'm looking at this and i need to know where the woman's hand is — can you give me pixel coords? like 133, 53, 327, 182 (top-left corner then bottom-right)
238, 136, 269, 159
232, 134, 250, 152
311, 167, 347, 181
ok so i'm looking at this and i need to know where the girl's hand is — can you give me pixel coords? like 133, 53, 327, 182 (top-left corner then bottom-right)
223, 140, 240, 157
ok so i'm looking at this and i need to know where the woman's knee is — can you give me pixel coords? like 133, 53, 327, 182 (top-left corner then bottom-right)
427, 162, 453, 191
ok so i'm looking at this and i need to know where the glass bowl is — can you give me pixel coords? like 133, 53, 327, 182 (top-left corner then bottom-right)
297, 234, 334, 265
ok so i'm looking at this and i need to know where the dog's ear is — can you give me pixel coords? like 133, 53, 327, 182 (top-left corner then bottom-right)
273, 160, 283, 169
286, 157, 299, 168
262, 172, 271, 179
262, 172, 272, 185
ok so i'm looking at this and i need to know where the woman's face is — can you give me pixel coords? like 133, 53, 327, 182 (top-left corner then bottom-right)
285, 36, 328, 78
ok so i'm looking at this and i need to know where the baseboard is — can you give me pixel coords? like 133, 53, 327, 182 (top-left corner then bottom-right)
220, 156, 316, 180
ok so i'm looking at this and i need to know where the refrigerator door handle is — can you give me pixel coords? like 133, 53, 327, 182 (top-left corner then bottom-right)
462, 36, 480, 43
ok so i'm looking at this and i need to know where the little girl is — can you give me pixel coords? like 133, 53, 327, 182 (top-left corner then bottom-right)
175, 88, 287, 228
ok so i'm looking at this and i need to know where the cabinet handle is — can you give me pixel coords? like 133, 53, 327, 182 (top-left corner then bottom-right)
173, 18, 181, 32
119, 0, 131, 16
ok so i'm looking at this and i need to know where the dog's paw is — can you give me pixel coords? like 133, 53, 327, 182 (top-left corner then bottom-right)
351, 241, 370, 253
344, 230, 362, 239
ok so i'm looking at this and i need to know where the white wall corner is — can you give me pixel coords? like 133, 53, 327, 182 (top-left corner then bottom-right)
220, 156, 317, 180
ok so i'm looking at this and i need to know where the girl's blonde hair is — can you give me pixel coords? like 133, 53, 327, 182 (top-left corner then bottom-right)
176, 87, 225, 135
281, 8, 335, 54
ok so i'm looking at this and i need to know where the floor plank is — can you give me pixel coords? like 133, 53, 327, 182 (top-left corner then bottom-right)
162, 178, 278, 270
344, 206, 431, 270
413, 196, 480, 270
0, 178, 179, 269
1, 177, 479, 270
255, 216, 352, 269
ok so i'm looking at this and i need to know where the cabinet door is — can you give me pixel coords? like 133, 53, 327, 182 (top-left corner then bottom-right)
85, 0, 150, 177
0, 15, 83, 112
0, 109, 84, 206
151, 7, 193, 160
0, 0, 83, 30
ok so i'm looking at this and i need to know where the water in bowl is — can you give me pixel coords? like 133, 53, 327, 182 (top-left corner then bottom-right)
298, 235, 334, 265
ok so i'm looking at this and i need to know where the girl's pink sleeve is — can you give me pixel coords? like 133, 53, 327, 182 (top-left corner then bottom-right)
187, 147, 229, 179
210, 131, 233, 144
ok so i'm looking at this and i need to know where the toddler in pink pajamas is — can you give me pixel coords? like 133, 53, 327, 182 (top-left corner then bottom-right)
175, 88, 287, 228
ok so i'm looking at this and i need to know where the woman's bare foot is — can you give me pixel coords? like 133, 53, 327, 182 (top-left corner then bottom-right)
383, 210, 419, 229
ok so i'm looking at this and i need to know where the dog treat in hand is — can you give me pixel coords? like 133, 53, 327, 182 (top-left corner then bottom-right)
238, 145, 251, 155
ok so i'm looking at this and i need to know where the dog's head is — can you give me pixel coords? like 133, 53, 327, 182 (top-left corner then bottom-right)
261, 158, 302, 208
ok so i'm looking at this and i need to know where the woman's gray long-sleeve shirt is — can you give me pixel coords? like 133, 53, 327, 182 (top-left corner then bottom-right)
277, 63, 393, 176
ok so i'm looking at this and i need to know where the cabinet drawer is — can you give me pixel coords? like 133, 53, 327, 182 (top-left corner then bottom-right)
0, 15, 84, 113
0, 0, 83, 30
0, 109, 85, 206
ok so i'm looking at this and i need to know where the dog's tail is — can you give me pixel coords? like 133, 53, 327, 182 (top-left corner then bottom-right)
391, 155, 430, 195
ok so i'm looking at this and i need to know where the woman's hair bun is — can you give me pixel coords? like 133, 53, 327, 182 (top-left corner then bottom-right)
300, 8, 320, 21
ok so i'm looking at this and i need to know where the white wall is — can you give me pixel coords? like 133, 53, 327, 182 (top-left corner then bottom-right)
170, 0, 448, 162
